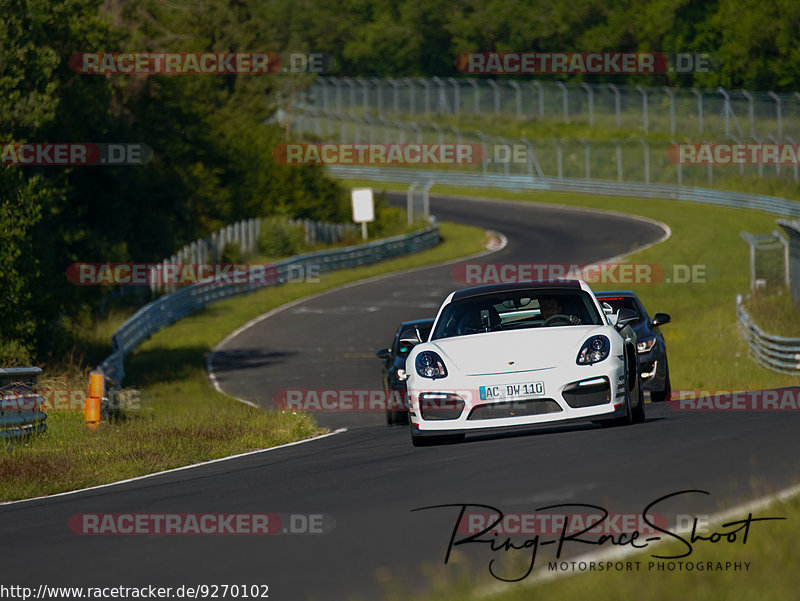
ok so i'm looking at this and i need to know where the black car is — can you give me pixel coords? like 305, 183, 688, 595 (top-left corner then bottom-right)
595, 291, 671, 402
375, 318, 435, 425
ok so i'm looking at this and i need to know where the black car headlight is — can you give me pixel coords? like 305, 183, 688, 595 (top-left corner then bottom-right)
576, 335, 610, 365
415, 351, 448, 379
637, 336, 656, 353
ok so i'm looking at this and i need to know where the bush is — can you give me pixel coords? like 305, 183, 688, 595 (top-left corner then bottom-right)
258, 218, 307, 257
220, 241, 244, 264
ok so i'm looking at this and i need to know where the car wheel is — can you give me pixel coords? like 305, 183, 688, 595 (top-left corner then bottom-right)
395, 410, 409, 426
649, 360, 671, 403
631, 372, 646, 423
610, 351, 639, 427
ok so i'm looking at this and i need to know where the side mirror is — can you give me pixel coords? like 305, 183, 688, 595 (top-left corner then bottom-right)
375, 348, 391, 361
652, 312, 671, 327
399, 337, 421, 350
615, 308, 638, 328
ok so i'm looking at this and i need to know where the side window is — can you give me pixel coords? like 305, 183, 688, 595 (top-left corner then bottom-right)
397, 328, 420, 356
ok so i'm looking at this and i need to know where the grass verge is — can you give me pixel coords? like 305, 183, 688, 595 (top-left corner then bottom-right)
378, 491, 798, 601
0, 221, 488, 502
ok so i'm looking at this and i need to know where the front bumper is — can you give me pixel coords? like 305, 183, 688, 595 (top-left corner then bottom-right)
408, 359, 627, 433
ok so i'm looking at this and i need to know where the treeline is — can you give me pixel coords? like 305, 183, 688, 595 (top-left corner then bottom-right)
2, 0, 795, 365
302, 0, 800, 90
0, 0, 348, 365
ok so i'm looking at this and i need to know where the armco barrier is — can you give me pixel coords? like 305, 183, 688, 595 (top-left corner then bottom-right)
97, 224, 440, 387
737, 295, 800, 375
0, 367, 47, 437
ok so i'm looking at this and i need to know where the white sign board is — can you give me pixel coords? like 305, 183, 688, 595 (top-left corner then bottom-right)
351, 188, 375, 223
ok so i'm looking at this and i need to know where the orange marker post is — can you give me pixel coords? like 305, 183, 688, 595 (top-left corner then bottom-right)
84, 373, 103, 430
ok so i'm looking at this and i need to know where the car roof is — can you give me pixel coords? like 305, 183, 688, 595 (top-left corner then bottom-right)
595, 290, 637, 298
450, 280, 583, 302
398, 318, 435, 329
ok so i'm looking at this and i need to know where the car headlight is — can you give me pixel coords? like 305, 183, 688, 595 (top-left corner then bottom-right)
637, 336, 656, 353
576, 335, 611, 365
415, 351, 448, 379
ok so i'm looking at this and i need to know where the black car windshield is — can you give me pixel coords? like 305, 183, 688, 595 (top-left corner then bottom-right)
597, 296, 644, 324
431, 290, 602, 340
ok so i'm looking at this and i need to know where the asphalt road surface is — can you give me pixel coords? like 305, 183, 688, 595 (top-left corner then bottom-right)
3, 194, 798, 601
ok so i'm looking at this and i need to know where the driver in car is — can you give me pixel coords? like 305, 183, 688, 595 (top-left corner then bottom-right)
539, 297, 582, 325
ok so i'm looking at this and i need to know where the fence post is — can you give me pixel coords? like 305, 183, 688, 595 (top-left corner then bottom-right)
509, 81, 522, 121
407, 182, 418, 225
608, 84, 621, 127
468, 79, 479, 113
636, 86, 649, 133
742, 90, 755, 137
580, 83, 594, 127
663, 87, 675, 136
556, 82, 569, 122
447, 77, 460, 114
532, 81, 544, 120
691, 88, 703, 135
387, 78, 399, 114
488, 79, 500, 114
768, 91, 783, 137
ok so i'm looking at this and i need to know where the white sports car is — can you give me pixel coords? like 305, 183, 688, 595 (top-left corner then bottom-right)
404, 280, 645, 446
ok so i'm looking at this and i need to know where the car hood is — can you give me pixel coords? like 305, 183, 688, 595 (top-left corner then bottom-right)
425, 326, 608, 376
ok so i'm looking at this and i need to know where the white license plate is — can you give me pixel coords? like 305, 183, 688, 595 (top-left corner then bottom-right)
479, 381, 545, 401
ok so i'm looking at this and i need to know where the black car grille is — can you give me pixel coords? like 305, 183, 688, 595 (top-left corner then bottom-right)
419, 394, 465, 420
467, 399, 562, 420
562, 377, 612, 408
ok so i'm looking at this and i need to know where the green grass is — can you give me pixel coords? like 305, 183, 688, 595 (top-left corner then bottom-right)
743, 290, 800, 337
0, 221, 488, 502
376, 492, 799, 601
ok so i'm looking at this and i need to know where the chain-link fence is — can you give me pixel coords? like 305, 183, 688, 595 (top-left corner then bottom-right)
307, 77, 800, 140
293, 108, 800, 187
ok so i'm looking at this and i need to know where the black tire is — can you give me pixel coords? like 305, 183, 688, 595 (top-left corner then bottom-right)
394, 410, 410, 426
649, 360, 671, 403
632, 373, 646, 423
611, 349, 640, 427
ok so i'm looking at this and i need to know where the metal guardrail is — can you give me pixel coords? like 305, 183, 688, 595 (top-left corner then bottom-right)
0, 367, 47, 437
97, 224, 440, 387
326, 165, 800, 218
737, 295, 800, 375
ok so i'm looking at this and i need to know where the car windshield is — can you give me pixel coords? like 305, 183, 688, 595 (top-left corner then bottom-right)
597, 296, 644, 324
431, 290, 602, 340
